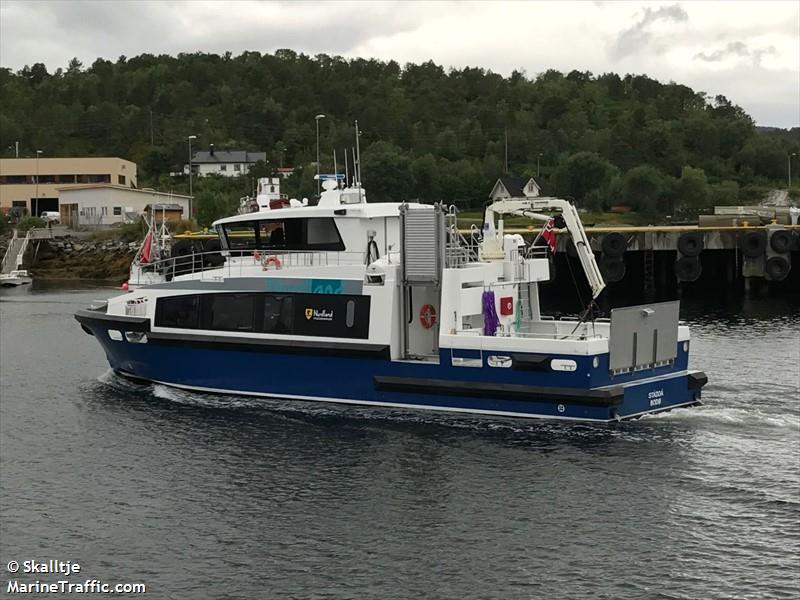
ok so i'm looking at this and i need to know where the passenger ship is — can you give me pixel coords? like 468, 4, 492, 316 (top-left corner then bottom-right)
76, 181, 707, 422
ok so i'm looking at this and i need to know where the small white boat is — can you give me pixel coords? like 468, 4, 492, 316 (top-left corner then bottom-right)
0, 269, 32, 287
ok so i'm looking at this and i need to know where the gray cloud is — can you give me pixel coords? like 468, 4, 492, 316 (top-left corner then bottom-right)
611, 4, 689, 60
0, 1, 796, 127
695, 41, 777, 66
0, 0, 428, 69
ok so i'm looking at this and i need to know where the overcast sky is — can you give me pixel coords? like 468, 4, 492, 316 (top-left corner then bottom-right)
1, 0, 798, 127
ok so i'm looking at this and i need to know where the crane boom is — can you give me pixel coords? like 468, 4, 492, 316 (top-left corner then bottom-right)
482, 197, 606, 299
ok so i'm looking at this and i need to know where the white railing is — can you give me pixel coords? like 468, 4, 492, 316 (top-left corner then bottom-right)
455, 317, 610, 342
129, 249, 367, 285
1, 229, 33, 274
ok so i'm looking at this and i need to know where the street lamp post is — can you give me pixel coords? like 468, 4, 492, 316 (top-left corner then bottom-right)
789, 152, 797, 188
187, 135, 197, 219
34, 149, 42, 217
315, 114, 326, 195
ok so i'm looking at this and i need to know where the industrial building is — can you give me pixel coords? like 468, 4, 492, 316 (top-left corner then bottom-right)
0, 157, 138, 216
57, 185, 190, 227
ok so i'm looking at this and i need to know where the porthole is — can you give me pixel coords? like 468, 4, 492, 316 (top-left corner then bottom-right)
592, 356, 600, 368
108, 329, 122, 341
683, 341, 689, 352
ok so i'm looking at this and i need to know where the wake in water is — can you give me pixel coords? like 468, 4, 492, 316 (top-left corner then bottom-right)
648, 403, 800, 431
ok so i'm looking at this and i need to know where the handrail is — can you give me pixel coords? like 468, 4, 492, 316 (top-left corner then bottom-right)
129, 248, 368, 285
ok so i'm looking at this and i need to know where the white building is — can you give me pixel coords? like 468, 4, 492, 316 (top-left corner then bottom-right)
488, 176, 541, 202
186, 148, 267, 177
57, 184, 191, 227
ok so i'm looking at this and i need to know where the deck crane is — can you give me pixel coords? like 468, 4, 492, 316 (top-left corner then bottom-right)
480, 197, 606, 300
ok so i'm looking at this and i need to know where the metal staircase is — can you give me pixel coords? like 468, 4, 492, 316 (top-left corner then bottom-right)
1, 229, 32, 274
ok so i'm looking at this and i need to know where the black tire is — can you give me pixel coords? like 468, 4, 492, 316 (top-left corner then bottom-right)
566, 239, 578, 258
171, 240, 198, 276
765, 256, 791, 281
202, 239, 225, 267
740, 231, 766, 258
674, 256, 702, 282
677, 231, 703, 257
601, 232, 627, 258
600, 257, 626, 283
769, 230, 792, 254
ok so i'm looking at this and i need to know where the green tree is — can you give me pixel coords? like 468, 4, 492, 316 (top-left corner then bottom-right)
622, 165, 663, 217
551, 151, 617, 207
361, 142, 414, 202
678, 166, 708, 211
410, 153, 439, 201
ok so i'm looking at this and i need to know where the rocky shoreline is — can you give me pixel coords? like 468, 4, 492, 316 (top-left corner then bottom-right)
27, 238, 137, 282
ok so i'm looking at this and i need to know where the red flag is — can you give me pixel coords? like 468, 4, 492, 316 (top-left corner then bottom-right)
140, 232, 153, 263
541, 218, 556, 254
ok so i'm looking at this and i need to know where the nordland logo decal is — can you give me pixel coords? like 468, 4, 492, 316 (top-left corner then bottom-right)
305, 308, 334, 322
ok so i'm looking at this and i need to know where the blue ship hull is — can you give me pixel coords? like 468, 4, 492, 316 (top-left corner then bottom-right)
77, 310, 705, 422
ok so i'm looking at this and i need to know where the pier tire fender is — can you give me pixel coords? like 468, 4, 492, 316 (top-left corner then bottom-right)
677, 232, 704, 257
262, 255, 282, 270
202, 239, 224, 267
601, 233, 627, 258
674, 256, 702, 282
566, 240, 578, 258
769, 230, 792, 254
170, 240, 196, 276
419, 304, 437, 329
765, 256, 790, 281
740, 231, 767, 258
171, 240, 193, 256
599, 256, 625, 283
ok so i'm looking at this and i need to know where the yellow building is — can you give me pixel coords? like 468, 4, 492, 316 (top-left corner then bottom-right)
0, 157, 137, 216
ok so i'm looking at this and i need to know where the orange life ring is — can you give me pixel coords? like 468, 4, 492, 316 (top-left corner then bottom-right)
263, 255, 282, 270
419, 304, 437, 329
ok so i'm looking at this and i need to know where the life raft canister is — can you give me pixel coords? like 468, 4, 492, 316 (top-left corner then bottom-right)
419, 304, 437, 329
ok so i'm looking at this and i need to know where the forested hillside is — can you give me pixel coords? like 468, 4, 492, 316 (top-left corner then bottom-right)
2, 50, 798, 224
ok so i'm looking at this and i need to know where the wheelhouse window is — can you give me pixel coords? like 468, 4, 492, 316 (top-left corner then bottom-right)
218, 218, 344, 252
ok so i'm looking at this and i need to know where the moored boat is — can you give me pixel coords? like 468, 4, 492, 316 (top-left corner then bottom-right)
0, 269, 32, 287
77, 180, 707, 422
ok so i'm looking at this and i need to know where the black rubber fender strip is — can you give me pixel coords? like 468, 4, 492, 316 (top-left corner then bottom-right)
74, 309, 151, 331
688, 371, 708, 390
374, 376, 625, 407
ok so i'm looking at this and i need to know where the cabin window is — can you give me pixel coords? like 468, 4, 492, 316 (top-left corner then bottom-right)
219, 218, 344, 252
263, 295, 293, 333
223, 223, 258, 251
346, 300, 355, 328
156, 295, 200, 329
307, 218, 342, 246
209, 294, 255, 331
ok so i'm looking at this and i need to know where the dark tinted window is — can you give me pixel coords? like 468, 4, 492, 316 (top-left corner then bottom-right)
263, 296, 293, 333
220, 218, 344, 251
209, 294, 255, 331
156, 295, 200, 328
